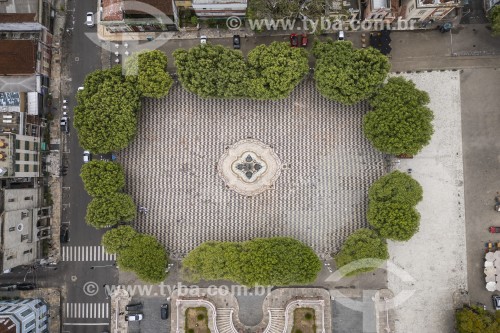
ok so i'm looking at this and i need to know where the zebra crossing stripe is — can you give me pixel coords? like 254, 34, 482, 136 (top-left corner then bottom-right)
61, 246, 116, 262
65, 303, 109, 319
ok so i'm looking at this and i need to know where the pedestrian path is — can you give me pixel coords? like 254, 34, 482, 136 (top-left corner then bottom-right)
65, 302, 109, 319
61, 246, 116, 262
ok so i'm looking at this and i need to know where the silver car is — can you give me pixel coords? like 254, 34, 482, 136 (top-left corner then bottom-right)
86, 12, 94, 27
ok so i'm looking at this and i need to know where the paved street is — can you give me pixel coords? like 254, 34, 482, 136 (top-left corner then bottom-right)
58, 0, 119, 332
461, 68, 500, 309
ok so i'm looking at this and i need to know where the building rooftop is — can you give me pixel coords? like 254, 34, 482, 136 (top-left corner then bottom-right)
0, 13, 36, 23
0, 0, 39, 14
102, 0, 173, 21
0, 40, 36, 76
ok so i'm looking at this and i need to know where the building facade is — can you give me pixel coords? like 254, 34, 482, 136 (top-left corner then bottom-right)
191, 0, 247, 17
0, 188, 50, 273
0, 298, 49, 333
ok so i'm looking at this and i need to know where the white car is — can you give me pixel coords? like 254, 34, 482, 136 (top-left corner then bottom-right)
125, 313, 143, 321
77, 86, 84, 91
338, 30, 345, 40
86, 12, 94, 27
83, 150, 91, 163
200, 35, 207, 44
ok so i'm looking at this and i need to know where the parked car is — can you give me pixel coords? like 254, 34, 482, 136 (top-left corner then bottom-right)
0, 284, 17, 291
77, 86, 84, 91
300, 34, 308, 47
338, 30, 345, 40
60, 226, 70, 243
83, 150, 91, 163
161, 303, 169, 319
290, 33, 298, 47
233, 35, 241, 49
16, 283, 36, 290
126, 303, 143, 311
492, 295, 500, 310
60, 114, 69, 134
489, 226, 500, 233
86, 12, 94, 27
200, 35, 207, 44
125, 313, 143, 321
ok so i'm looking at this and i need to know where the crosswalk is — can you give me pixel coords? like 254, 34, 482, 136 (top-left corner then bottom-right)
65, 303, 109, 319
61, 246, 116, 262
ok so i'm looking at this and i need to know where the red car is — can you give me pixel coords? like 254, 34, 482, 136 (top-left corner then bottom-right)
300, 34, 308, 47
290, 33, 298, 47
489, 226, 500, 233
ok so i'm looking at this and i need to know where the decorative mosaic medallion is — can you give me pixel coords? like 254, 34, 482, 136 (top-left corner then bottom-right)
218, 139, 282, 196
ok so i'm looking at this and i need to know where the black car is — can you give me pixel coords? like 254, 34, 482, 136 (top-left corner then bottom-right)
493, 295, 500, 310
0, 284, 17, 291
161, 303, 169, 319
126, 303, 143, 311
60, 226, 69, 243
16, 283, 36, 290
233, 35, 241, 49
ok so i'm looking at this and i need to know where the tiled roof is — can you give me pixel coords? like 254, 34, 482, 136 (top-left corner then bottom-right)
0, 40, 36, 75
0, 13, 36, 23
102, 0, 173, 21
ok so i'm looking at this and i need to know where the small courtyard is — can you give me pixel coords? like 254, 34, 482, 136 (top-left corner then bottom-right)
119, 78, 385, 256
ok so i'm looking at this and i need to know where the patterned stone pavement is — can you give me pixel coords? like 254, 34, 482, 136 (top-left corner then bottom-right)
118, 78, 385, 257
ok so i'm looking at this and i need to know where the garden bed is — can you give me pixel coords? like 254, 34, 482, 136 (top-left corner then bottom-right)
291, 307, 316, 333
185, 307, 211, 333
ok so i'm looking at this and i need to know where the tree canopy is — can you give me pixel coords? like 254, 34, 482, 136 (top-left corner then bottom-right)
368, 170, 423, 206
489, 6, 500, 36
125, 50, 173, 98
102, 226, 168, 283
80, 161, 125, 197
118, 233, 168, 283
367, 202, 420, 241
334, 229, 389, 276
182, 237, 321, 286
313, 40, 390, 105
102, 225, 138, 254
246, 42, 309, 99
363, 77, 434, 155
455, 306, 500, 333
173, 44, 248, 98
247, 0, 326, 21
86, 193, 136, 229
74, 66, 141, 153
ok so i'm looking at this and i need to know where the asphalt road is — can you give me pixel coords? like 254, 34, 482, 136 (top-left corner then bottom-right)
59, 0, 119, 332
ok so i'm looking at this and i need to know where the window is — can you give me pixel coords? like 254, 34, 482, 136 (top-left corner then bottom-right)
15, 164, 20, 172
24, 164, 29, 172
21, 234, 28, 241
23, 249, 32, 255
418, 9, 427, 15
15, 153, 20, 160
8, 198, 15, 202
34, 142, 39, 150
34, 165, 38, 172
24, 153, 30, 161
9, 226, 15, 231
25, 141, 30, 150
34, 154, 38, 161
15, 140, 20, 149
24, 196, 32, 201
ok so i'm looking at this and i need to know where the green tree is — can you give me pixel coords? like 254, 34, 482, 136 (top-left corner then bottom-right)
246, 42, 309, 99
80, 161, 125, 197
368, 171, 423, 206
74, 67, 141, 153
334, 229, 389, 276
489, 6, 500, 36
456, 306, 500, 333
367, 202, 420, 241
125, 50, 173, 98
238, 237, 322, 286
102, 225, 138, 254
173, 44, 248, 98
247, 0, 325, 21
182, 237, 321, 286
118, 234, 168, 283
313, 40, 390, 104
181, 241, 242, 282
363, 77, 434, 155
86, 193, 136, 229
